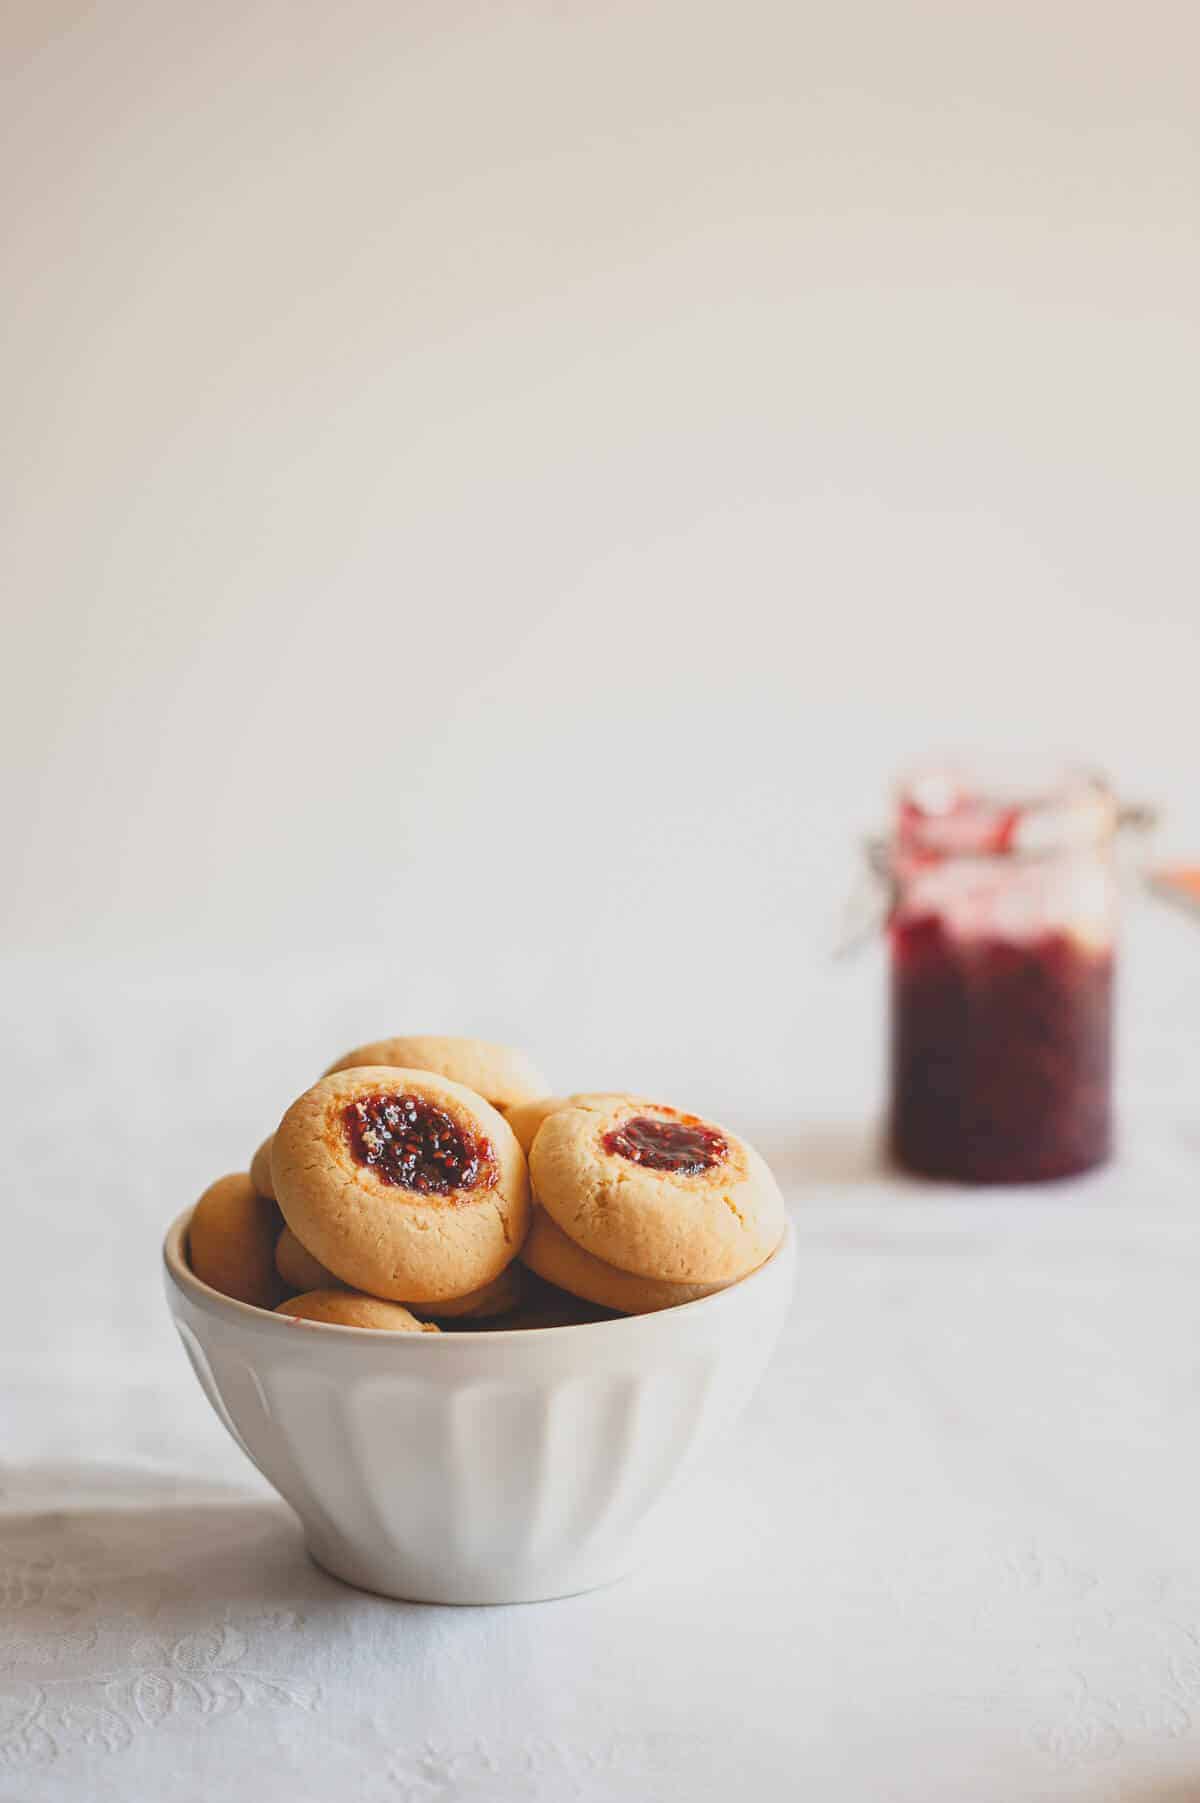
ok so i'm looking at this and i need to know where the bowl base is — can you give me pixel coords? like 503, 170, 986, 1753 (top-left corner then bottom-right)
304, 1534, 640, 1606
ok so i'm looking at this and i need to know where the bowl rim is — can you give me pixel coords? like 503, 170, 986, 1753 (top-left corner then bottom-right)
163, 1207, 793, 1347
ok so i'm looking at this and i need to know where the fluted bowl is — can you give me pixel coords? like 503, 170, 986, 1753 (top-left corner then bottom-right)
162, 1210, 794, 1605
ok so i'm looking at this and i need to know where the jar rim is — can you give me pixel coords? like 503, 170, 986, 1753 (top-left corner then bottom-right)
892, 761, 1119, 861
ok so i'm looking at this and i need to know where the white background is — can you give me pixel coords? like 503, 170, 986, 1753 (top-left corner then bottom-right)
5, 10, 1200, 1798
4, 0, 1199, 1114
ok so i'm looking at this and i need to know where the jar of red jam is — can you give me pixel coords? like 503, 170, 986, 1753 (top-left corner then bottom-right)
885, 766, 1119, 1184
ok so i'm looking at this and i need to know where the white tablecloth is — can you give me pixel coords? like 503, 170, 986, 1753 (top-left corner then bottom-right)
6, 946, 1200, 1803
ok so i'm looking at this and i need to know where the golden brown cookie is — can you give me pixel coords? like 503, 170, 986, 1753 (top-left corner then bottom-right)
275, 1226, 340, 1294
249, 1134, 276, 1201
520, 1207, 733, 1314
422, 1262, 524, 1320
189, 1173, 282, 1308
274, 1228, 520, 1315
275, 1290, 438, 1332
570, 1091, 662, 1110
324, 1035, 548, 1109
529, 1099, 784, 1284
503, 1096, 566, 1153
272, 1066, 530, 1303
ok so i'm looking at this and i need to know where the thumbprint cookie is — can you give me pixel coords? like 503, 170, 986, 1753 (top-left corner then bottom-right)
503, 1096, 567, 1154
529, 1099, 784, 1284
272, 1067, 530, 1303
520, 1208, 733, 1315
324, 1035, 548, 1109
249, 1134, 276, 1200
189, 1172, 282, 1309
275, 1225, 339, 1294
276, 1290, 438, 1332
422, 1262, 524, 1320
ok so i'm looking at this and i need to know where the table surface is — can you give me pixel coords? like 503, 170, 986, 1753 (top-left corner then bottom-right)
6, 944, 1200, 1803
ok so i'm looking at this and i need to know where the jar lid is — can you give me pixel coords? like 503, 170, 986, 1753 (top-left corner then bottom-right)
896, 762, 1120, 861
835, 763, 1156, 958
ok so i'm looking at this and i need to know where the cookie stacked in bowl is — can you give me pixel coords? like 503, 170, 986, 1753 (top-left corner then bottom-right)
188, 1035, 786, 1331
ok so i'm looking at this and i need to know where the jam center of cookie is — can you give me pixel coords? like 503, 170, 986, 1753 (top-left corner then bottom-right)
342, 1093, 494, 1196
602, 1114, 728, 1176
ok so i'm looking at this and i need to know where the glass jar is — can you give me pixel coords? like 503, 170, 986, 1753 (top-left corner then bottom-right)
885, 765, 1118, 1184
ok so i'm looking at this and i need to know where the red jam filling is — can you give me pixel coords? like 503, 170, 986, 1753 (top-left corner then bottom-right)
602, 1114, 728, 1176
342, 1093, 495, 1196
889, 915, 1113, 1183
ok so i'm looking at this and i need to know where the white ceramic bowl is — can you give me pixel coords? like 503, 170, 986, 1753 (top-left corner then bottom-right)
162, 1210, 794, 1605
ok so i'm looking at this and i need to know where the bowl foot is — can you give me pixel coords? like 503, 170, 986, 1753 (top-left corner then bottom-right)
303, 1532, 641, 1607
